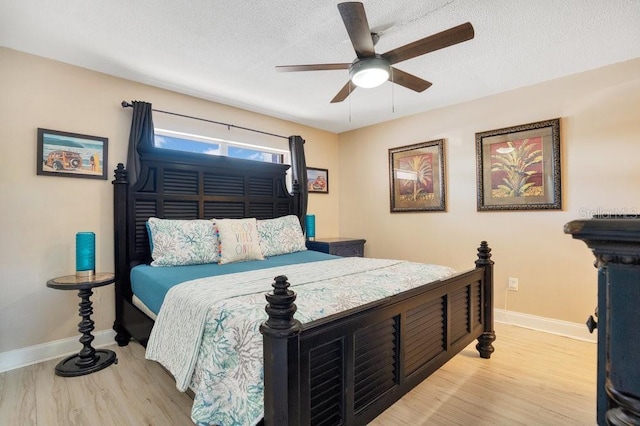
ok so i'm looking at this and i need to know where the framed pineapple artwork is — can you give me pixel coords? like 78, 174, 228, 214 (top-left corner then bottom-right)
476, 118, 561, 211
388, 139, 446, 212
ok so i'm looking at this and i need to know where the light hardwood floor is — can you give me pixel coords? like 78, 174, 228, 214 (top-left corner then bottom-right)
0, 323, 596, 425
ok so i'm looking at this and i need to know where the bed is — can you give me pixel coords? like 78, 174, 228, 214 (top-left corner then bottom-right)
112, 144, 496, 425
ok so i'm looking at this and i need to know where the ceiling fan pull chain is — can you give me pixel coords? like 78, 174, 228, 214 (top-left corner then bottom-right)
349, 84, 352, 122
391, 68, 395, 113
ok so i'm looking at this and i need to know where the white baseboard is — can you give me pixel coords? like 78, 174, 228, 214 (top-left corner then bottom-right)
0, 311, 596, 373
0, 329, 116, 373
495, 308, 597, 343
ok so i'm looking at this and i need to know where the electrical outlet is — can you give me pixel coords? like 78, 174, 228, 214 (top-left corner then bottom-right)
508, 277, 519, 291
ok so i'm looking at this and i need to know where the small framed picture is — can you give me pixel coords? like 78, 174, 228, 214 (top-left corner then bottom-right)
476, 118, 561, 211
389, 139, 446, 212
307, 167, 329, 194
37, 128, 108, 180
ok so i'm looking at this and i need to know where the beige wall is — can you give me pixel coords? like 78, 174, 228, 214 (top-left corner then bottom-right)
338, 58, 640, 323
2, 44, 638, 355
0, 47, 339, 353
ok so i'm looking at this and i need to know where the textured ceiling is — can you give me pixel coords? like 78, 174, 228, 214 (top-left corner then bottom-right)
1, 0, 640, 133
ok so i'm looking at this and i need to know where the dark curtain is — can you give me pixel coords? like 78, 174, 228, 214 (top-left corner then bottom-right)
126, 101, 155, 186
288, 135, 308, 232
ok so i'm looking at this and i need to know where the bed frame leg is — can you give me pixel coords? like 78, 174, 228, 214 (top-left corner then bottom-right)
475, 241, 496, 359
476, 331, 496, 359
260, 275, 302, 426
113, 321, 131, 347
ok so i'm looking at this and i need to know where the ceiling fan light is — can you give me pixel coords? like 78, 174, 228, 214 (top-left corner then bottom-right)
350, 57, 390, 89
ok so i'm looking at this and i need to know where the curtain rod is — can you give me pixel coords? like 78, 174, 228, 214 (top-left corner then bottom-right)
121, 101, 288, 140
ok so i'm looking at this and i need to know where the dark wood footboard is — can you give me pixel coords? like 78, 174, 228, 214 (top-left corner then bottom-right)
261, 242, 495, 425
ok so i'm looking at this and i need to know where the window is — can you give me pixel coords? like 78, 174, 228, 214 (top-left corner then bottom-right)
154, 129, 287, 164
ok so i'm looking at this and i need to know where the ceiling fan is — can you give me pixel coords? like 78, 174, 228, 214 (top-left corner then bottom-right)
276, 2, 474, 103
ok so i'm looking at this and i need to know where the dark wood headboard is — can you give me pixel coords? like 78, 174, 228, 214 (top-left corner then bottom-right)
112, 146, 300, 344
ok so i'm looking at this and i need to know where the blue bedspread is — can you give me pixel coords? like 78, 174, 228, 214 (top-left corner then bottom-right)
131, 250, 339, 315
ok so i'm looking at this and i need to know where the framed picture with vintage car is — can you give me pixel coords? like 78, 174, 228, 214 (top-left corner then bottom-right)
307, 167, 329, 193
37, 128, 108, 180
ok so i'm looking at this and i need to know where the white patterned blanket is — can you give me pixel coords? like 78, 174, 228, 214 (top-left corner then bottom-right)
146, 257, 455, 425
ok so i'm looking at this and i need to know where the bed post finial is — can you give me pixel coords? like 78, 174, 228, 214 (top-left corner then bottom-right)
262, 275, 302, 334
260, 276, 301, 425
475, 241, 496, 359
114, 163, 127, 183
476, 241, 492, 264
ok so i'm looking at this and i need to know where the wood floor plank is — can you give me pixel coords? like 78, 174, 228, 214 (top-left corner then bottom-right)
34, 360, 73, 426
371, 324, 597, 426
0, 323, 596, 425
0, 364, 37, 425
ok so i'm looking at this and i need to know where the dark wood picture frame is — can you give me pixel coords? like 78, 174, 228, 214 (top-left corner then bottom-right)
307, 167, 329, 193
389, 139, 446, 212
476, 118, 561, 211
37, 128, 108, 180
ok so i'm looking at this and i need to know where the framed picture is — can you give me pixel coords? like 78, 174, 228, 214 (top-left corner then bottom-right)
37, 128, 108, 180
389, 139, 446, 212
307, 167, 329, 193
476, 118, 561, 211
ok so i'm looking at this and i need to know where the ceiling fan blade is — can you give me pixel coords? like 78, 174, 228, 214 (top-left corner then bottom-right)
338, 2, 375, 58
382, 22, 474, 65
389, 67, 432, 92
276, 63, 350, 72
330, 81, 356, 103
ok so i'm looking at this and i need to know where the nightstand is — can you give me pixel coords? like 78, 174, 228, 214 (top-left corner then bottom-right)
306, 237, 366, 257
46, 272, 117, 377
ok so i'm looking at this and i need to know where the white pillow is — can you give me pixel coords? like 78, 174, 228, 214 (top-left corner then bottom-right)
257, 215, 307, 257
147, 218, 219, 266
215, 218, 265, 264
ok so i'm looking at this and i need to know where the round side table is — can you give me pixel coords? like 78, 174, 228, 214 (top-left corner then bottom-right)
47, 272, 117, 377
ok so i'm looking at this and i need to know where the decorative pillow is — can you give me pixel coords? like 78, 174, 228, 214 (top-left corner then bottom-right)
147, 218, 219, 266
215, 218, 265, 264
257, 215, 307, 257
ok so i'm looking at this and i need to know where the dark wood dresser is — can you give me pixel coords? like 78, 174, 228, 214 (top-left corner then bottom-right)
565, 218, 640, 425
306, 237, 366, 257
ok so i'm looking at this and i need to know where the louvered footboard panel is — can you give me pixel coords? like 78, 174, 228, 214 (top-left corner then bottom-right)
296, 268, 490, 426
309, 339, 344, 426
472, 281, 482, 328
450, 285, 471, 344
404, 297, 446, 375
354, 317, 399, 413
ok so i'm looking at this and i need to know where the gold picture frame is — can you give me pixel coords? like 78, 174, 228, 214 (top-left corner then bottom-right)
389, 139, 446, 212
476, 118, 561, 211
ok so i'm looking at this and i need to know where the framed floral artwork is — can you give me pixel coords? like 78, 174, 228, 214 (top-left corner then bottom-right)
389, 139, 445, 212
476, 118, 561, 211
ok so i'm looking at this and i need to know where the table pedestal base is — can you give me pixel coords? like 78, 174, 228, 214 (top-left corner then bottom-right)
54, 349, 117, 377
